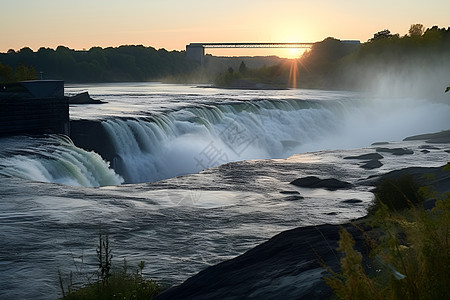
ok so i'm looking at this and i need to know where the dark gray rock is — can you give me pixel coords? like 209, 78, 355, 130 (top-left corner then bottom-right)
361, 159, 383, 170
290, 176, 352, 191
341, 199, 363, 204
371, 141, 390, 146
283, 195, 304, 201
344, 153, 384, 160
155, 223, 368, 300
279, 190, 300, 195
68, 91, 105, 104
376, 147, 414, 155
403, 130, 450, 144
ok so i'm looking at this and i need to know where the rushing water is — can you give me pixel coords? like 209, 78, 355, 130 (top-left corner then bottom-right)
0, 83, 449, 299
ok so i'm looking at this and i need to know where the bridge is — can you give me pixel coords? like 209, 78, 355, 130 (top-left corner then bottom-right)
186, 42, 315, 65
186, 40, 360, 65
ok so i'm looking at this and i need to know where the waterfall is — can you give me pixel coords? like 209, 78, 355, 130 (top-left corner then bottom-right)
100, 97, 450, 184
0, 135, 123, 187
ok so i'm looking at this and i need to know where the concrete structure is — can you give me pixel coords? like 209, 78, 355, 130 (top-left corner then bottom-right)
186, 44, 206, 65
186, 42, 315, 65
186, 41, 360, 65
0, 80, 69, 136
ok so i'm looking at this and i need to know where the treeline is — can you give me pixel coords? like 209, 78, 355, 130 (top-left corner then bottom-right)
293, 25, 450, 95
1, 24, 449, 94
0, 45, 198, 83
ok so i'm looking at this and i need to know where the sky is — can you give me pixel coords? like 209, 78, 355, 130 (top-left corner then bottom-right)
1, 0, 450, 58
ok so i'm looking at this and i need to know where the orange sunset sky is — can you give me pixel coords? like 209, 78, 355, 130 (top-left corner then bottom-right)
1, 0, 449, 58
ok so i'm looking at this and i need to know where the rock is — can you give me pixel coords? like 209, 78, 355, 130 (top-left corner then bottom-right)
290, 176, 352, 191
418, 145, 440, 150
341, 199, 363, 204
155, 223, 368, 300
344, 153, 384, 160
421, 150, 430, 154
283, 195, 304, 201
403, 130, 450, 144
376, 147, 414, 155
371, 141, 390, 146
279, 190, 300, 195
68, 91, 105, 104
361, 159, 383, 170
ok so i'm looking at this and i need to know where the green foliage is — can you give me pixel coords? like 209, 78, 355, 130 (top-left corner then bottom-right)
61, 265, 163, 300
0, 45, 198, 83
368, 174, 425, 214
0, 60, 13, 83
325, 169, 450, 299
0, 60, 37, 83
324, 229, 381, 300
60, 234, 163, 300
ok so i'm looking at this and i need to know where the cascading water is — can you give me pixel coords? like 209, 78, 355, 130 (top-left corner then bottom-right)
99, 96, 450, 184
0, 135, 123, 187
2, 93, 449, 187
100, 99, 343, 183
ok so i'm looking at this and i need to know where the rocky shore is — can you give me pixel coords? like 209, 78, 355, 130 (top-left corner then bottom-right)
156, 131, 450, 300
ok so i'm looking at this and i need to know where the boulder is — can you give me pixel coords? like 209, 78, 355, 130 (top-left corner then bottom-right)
290, 176, 352, 190
68, 91, 105, 104
361, 159, 383, 170
344, 153, 383, 160
376, 147, 413, 155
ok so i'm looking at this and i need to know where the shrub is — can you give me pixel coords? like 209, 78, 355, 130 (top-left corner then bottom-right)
325, 168, 450, 299
368, 174, 425, 214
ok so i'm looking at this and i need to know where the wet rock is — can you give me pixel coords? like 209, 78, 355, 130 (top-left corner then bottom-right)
361, 159, 383, 170
344, 153, 383, 160
290, 176, 352, 191
376, 147, 414, 155
155, 223, 367, 300
371, 141, 390, 146
404, 130, 450, 144
418, 145, 440, 150
341, 199, 363, 204
279, 190, 300, 195
283, 195, 304, 201
68, 91, 105, 104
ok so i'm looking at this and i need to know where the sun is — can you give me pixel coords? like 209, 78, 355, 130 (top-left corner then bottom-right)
287, 48, 301, 59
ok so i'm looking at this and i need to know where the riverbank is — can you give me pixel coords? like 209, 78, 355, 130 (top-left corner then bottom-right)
156, 163, 449, 299
156, 131, 450, 299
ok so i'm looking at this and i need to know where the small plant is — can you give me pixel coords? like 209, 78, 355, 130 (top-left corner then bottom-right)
96, 233, 112, 284
60, 234, 163, 299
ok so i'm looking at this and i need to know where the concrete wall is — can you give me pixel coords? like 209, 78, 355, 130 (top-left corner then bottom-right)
0, 81, 69, 136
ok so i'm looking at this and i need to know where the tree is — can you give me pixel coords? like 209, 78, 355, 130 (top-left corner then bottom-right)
409, 24, 424, 37
14, 63, 37, 81
239, 61, 247, 74
370, 29, 393, 41
0, 60, 13, 83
